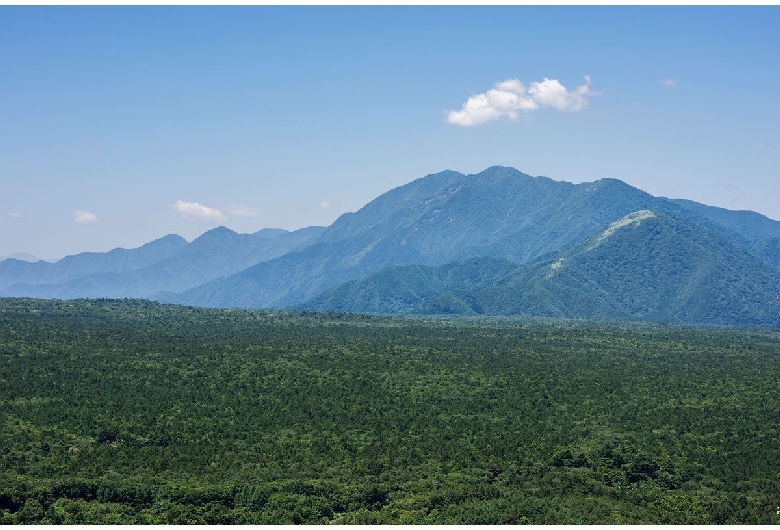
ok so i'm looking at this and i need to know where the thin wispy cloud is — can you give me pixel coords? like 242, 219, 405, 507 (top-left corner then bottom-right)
73, 210, 100, 224
226, 203, 261, 218
172, 200, 226, 222
320, 201, 330, 209
446, 76, 595, 126
661, 78, 678, 87
5, 212, 21, 220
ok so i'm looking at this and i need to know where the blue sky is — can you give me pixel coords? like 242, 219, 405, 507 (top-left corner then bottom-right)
2, 6, 779, 259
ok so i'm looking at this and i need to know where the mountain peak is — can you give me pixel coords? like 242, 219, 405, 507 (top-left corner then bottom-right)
146, 234, 188, 246
475, 165, 525, 174
193, 226, 239, 243
252, 228, 289, 239
472, 165, 533, 180
2, 252, 40, 262
583, 177, 644, 194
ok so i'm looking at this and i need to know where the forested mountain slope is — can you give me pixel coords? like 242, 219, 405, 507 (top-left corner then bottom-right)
295, 257, 520, 315
428, 210, 780, 327
297, 210, 780, 327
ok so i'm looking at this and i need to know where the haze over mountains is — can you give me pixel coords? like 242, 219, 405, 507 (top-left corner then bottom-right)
3, 166, 780, 327
0, 252, 41, 263
0, 227, 325, 299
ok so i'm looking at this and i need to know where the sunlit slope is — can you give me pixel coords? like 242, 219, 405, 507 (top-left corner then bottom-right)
430, 210, 780, 326
299, 210, 780, 327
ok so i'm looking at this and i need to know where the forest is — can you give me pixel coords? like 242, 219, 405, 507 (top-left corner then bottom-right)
1, 297, 780, 523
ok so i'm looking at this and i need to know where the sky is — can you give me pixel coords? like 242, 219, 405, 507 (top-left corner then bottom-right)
2, 6, 780, 260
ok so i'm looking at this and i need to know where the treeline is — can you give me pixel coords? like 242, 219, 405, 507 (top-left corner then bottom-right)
1, 298, 780, 523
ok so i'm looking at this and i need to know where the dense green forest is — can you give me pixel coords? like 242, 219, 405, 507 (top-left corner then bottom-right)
2, 298, 780, 523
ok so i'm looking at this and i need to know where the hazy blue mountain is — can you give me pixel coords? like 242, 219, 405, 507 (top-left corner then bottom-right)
750, 238, 780, 269
164, 167, 660, 308
317, 166, 664, 266
426, 210, 780, 327
156, 234, 384, 308
165, 166, 780, 311
297, 210, 780, 327
0, 234, 188, 290
660, 198, 780, 268
0, 252, 40, 262
666, 198, 780, 242
1, 226, 325, 299
5, 166, 780, 324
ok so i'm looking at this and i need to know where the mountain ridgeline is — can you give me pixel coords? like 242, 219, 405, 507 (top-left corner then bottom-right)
299, 210, 780, 327
3, 166, 780, 327
0, 227, 325, 298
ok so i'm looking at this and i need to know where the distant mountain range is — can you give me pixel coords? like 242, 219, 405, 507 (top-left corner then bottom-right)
0, 252, 42, 263
3, 166, 780, 327
0, 226, 324, 299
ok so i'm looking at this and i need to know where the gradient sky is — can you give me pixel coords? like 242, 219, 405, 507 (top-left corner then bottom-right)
2, 6, 779, 259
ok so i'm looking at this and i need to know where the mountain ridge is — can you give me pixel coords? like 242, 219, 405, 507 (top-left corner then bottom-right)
3, 165, 780, 327
298, 209, 780, 327
1, 226, 325, 299
165, 166, 780, 312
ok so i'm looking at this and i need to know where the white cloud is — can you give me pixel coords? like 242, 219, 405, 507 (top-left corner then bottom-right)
5, 212, 21, 220
320, 201, 330, 209
528, 76, 593, 112
661, 78, 678, 87
73, 210, 99, 224
446, 76, 595, 126
226, 203, 261, 218
172, 200, 226, 222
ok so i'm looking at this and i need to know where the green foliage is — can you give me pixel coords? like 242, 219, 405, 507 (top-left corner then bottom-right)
297, 257, 519, 314
2, 298, 780, 523
466, 210, 780, 327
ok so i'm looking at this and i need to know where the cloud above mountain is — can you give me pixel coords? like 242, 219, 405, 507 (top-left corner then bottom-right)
226, 203, 261, 218
172, 200, 226, 221
73, 210, 100, 224
446, 76, 595, 126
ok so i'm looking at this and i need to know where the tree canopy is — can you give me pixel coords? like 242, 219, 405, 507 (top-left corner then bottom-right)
1, 298, 779, 523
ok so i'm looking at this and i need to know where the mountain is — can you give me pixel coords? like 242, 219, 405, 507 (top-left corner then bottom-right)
165, 166, 780, 311
0, 252, 41, 262
4, 165, 780, 328
315, 166, 663, 266
661, 198, 780, 268
298, 210, 780, 327
162, 167, 659, 308
0, 234, 188, 291
467, 209, 780, 327
293, 257, 519, 314
1, 226, 325, 299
